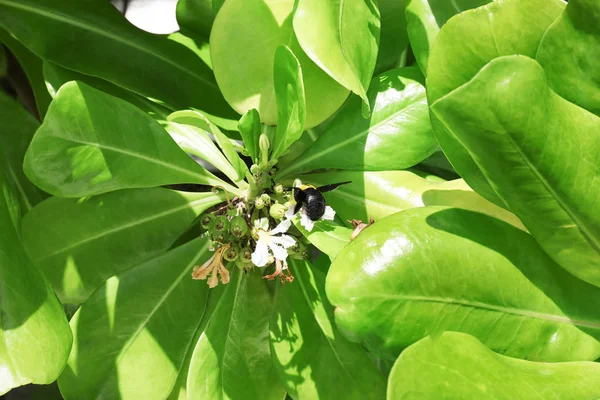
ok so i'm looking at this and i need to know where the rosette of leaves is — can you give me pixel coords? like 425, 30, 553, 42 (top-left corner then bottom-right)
1, 0, 599, 399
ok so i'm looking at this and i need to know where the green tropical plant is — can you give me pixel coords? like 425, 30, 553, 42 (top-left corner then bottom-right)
0, 0, 598, 399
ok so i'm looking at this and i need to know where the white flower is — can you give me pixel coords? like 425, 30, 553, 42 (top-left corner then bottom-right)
251, 218, 295, 267
287, 203, 336, 233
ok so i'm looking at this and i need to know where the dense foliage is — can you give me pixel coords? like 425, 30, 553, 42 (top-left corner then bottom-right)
0, 0, 599, 399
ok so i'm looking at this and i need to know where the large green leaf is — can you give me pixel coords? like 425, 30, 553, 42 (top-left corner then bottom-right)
293, 219, 353, 260
0, 163, 71, 395
298, 170, 524, 230
277, 67, 436, 177
426, 0, 564, 206
405, 0, 491, 75
167, 285, 226, 400
24, 82, 237, 198
270, 259, 386, 400
0, 29, 51, 117
374, 0, 409, 74
327, 206, 600, 362
271, 46, 306, 162
210, 0, 349, 128
431, 55, 600, 287
389, 332, 600, 399
294, 0, 380, 111
22, 188, 225, 304
0, 90, 46, 212
0, 0, 235, 118
536, 0, 600, 117
43, 62, 172, 120
58, 238, 214, 400
187, 269, 285, 400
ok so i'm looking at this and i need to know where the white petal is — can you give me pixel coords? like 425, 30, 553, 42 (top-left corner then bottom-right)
268, 242, 289, 261
285, 205, 297, 219
300, 211, 315, 232
254, 217, 269, 230
321, 206, 336, 221
251, 238, 270, 267
271, 234, 296, 249
271, 218, 292, 235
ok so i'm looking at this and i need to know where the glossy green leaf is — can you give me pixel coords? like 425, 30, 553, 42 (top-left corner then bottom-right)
22, 187, 224, 304
389, 332, 600, 399
426, 0, 564, 206
24, 82, 237, 198
374, 0, 409, 74
168, 109, 249, 183
0, 90, 46, 212
166, 285, 226, 400
0, 0, 235, 118
293, 219, 352, 260
298, 170, 524, 230
58, 238, 214, 400
327, 206, 600, 362
43, 62, 171, 120
187, 269, 285, 400
431, 55, 600, 287
210, 0, 349, 128
0, 164, 71, 395
405, 0, 491, 75
270, 259, 386, 400
536, 0, 600, 116
0, 29, 51, 117
238, 109, 261, 164
294, 0, 380, 111
176, 0, 223, 39
163, 121, 242, 187
277, 67, 436, 177
271, 46, 306, 162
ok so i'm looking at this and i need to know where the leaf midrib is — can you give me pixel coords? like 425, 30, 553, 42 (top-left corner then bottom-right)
0, 0, 217, 89
360, 293, 600, 330
34, 195, 217, 261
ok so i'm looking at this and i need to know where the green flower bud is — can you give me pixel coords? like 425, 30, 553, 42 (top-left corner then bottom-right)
214, 215, 229, 232
260, 193, 271, 205
259, 134, 270, 156
229, 216, 249, 238
255, 197, 265, 210
274, 184, 284, 194
224, 244, 240, 261
250, 164, 260, 174
240, 246, 253, 263
215, 232, 228, 243
200, 213, 215, 230
269, 203, 286, 220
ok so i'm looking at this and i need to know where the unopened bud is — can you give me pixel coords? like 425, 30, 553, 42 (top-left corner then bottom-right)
274, 184, 284, 194
260, 193, 271, 205
269, 203, 286, 220
255, 198, 265, 210
250, 164, 260, 174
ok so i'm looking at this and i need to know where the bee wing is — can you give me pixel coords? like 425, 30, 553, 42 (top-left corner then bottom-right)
317, 181, 352, 193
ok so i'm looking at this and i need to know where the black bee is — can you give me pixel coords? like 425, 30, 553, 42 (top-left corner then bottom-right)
293, 181, 351, 221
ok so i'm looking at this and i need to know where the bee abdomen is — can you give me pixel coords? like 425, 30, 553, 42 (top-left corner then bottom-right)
305, 191, 326, 221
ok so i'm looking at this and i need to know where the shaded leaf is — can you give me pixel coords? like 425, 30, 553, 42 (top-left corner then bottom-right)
431, 55, 600, 287
176, 0, 224, 39
327, 207, 600, 362
277, 67, 436, 177
270, 259, 386, 400
0, 0, 235, 118
536, 0, 600, 117
187, 269, 285, 400
24, 82, 237, 198
0, 162, 71, 395
375, 0, 409, 74
22, 187, 225, 303
238, 109, 261, 164
389, 332, 600, 399
0, 90, 46, 212
271, 46, 306, 162
58, 238, 213, 400
210, 0, 349, 128
426, 0, 564, 206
